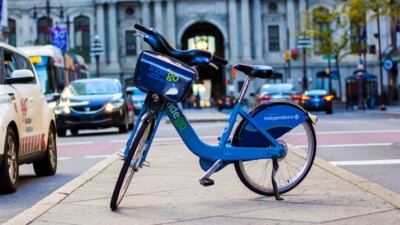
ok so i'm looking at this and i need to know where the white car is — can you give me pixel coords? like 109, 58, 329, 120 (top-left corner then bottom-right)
0, 43, 57, 193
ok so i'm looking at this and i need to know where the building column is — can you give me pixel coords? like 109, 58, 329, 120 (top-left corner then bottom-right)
140, 0, 151, 51
95, 3, 106, 64
108, 2, 119, 70
286, 0, 296, 49
166, 0, 176, 48
141, 0, 151, 26
299, 0, 307, 31
253, 0, 263, 63
19, 12, 30, 46
240, 0, 252, 62
228, 0, 238, 63
154, 0, 163, 34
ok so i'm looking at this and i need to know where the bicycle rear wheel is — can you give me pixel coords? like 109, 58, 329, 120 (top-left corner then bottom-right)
234, 118, 316, 196
110, 113, 155, 210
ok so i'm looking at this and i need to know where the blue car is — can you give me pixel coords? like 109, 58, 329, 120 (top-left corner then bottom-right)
54, 78, 135, 136
301, 89, 333, 114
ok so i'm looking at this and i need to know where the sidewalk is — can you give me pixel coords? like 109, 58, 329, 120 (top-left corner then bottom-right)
6, 107, 400, 225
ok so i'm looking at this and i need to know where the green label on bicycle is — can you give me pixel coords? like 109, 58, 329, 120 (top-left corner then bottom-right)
166, 72, 180, 82
167, 102, 187, 131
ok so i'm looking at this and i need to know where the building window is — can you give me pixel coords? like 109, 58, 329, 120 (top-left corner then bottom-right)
268, 2, 278, 14
313, 6, 330, 55
74, 16, 90, 58
268, 25, 280, 52
8, 19, 16, 46
350, 21, 367, 54
37, 17, 53, 45
125, 30, 137, 56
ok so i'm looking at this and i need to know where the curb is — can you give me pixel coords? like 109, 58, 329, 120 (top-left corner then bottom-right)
313, 156, 400, 208
6, 152, 400, 224
5, 154, 120, 225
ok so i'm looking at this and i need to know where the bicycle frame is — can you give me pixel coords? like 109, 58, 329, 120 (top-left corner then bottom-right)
123, 99, 286, 164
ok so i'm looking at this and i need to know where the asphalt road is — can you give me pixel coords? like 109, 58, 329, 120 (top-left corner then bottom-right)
1, 108, 400, 223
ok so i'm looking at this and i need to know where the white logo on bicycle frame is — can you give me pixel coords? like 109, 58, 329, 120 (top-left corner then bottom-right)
264, 114, 299, 121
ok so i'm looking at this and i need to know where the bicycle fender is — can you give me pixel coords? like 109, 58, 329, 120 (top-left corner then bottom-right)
233, 101, 315, 147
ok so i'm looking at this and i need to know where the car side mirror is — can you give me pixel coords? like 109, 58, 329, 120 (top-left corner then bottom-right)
5, 69, 35, 84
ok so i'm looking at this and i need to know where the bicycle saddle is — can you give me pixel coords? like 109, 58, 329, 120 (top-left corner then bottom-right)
134, 24, 227, 66
233, 63, 274, 79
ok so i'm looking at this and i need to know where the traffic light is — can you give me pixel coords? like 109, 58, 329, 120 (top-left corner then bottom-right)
284, 50, 290, 61
291, 49, 298, 60
231, 68, 237, 79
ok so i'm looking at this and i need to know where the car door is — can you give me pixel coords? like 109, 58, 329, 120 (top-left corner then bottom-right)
3, 49, 44, 156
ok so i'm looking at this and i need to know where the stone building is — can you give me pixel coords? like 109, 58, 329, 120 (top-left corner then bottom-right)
4, 0, 400, 104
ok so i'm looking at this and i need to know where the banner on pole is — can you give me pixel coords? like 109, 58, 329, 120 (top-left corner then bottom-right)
51, 27, 68, 52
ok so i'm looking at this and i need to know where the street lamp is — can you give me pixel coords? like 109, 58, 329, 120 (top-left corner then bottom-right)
90, 35, 104, 77
373, 9, 386, 111
32, 0, 64, 44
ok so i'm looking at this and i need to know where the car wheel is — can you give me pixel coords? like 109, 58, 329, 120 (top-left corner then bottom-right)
57, 128, 66, 137
119, 112, 129, 133
326, 108, 333, 114
0, 127, 19, 193
33, 124, 57, 176
70, 128, 79, 136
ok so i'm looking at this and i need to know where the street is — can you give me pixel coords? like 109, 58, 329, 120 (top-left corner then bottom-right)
1, 108, 400, 224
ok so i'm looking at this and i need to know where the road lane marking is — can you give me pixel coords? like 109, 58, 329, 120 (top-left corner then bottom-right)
318, 130, 400, 134
330, 159, 400, 166
58, 141, 93, 146
317, 143, 392, 148
85, 155, 111, 159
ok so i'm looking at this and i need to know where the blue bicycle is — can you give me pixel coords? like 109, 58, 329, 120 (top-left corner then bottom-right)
110, 24, 318, 210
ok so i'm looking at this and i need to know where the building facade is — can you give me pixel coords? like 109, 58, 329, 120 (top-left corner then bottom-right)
4, 0, 400, 104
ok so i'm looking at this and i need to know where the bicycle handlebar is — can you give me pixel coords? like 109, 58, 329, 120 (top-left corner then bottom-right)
134, 23, 228, 66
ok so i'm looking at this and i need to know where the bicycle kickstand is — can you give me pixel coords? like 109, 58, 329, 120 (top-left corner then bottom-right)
271, 157, 284, 201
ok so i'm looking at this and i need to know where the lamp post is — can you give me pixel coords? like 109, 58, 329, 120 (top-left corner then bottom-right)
90, 36, 104, 77
376, 14, 386, 111
32, 0, 64, 44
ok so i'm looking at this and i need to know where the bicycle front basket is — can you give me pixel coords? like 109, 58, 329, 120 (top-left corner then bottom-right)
133, 50, 197, 102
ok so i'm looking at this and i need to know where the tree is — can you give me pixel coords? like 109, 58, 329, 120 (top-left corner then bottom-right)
302, 3, 350, 99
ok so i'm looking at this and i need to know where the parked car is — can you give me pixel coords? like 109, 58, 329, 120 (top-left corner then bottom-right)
253, 83, 301, 106
0, 43, 57, 193
301, 89, 333, 114
216, 95, 236, 111
54, 78, 135, 136
126, 86, 146, 115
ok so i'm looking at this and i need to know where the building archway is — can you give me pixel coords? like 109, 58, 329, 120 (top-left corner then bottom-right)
181, 22, 225, 107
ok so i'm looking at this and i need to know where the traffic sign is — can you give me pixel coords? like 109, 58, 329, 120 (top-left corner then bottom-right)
297, 36, 312, 49
322, 55, 335, 60
90, 36, 104, 56
383, 59, 393, 71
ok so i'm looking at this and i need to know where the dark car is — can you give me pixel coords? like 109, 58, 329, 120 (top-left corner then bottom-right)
54, 78, 135, 136
126, 86, 147, 115
217, 95, 237, 111
301, 89, 333, 114
253, 83, 301, 107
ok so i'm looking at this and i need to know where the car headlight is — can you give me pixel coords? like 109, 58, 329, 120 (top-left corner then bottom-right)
105, 102, 124, 112
54, 106, 71, 114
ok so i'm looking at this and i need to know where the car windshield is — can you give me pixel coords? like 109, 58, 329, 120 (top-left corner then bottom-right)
305, 89, 328, 95
129, 87, 146, 96
260, 84, 295, 94
65, 79, 121, 96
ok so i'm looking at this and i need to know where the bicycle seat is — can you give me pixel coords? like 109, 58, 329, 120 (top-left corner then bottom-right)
135, 24, 228, 66
233, 64, 274, 79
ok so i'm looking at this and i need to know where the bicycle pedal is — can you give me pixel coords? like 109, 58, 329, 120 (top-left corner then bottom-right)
117, 150, 125, 159
200, 178, 214, 186
141, 161, 150, 167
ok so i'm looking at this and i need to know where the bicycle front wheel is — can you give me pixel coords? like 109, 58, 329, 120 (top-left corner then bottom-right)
110, 113, 155, 210
234, 114, 316, 196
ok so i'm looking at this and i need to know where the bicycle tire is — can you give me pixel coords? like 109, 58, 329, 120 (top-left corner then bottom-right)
110, 114, 155, 210
233, 106, 316, 196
